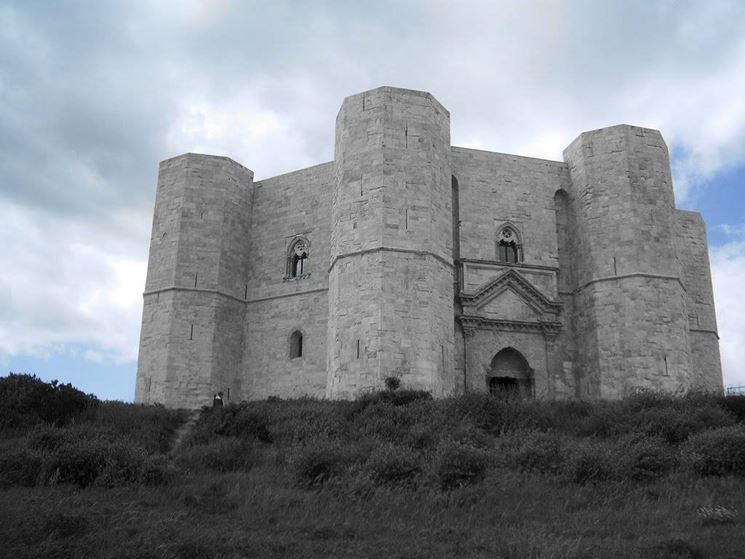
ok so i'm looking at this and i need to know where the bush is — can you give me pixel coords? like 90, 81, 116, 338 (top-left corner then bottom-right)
511, 431, 565, 474
0, 447, 44, 487
96, 442, 170, 487
364, 445, 422, 486
176, 438, 255, 473
444, 394, 508, 434
565, 441, 616, 484
685, 426, 745, 477
717, 395, 745, 423
619, 437, 678, 482
435, 441, 488, 490
347, 390, 433, 418
384, 377, 401, 391
43, 437, 168, 488
187, 404, 272, 445
46, 438, 109, 487
631, 405, 735, 444
293, 442, 354, 488
0, 374, 98, 432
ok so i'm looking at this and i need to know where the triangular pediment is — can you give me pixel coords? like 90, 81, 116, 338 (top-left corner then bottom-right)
460, 269, 562, 317
480, 287, 542, 322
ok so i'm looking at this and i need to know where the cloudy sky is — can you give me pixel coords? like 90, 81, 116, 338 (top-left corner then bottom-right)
1, 0, 744, 400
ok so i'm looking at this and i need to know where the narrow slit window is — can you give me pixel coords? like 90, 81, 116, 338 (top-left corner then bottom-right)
290, 330, 303, 359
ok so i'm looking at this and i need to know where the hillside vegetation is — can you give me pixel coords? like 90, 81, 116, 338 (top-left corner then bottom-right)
1, 374, 745, 558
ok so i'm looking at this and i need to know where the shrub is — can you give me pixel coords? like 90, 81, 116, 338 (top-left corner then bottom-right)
0, 447, 44, 487
349, 390, 432, 417
716, 395, 745, 423
44, 437, 168, 488
43, 512, 89, 539
188, 404, 272, 445
176, 438, 255, 473
404, 422, 440, 450
435, 441, 488, 490
46, 438, 109, 488
384, 377, 401, 391
511, 431, 565, 474
293, 442, 353, 488
565, 441, 616, 484
96, 442, 170, 487
0, 374, 97, 432
444, 394, 508, 434
619, 437, 678, 482
685, 426, 745, 477
364, 445, 422, 486
643, 538, 703, 559
632, 405, 735, 444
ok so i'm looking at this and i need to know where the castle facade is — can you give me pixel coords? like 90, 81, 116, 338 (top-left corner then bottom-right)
135, 86, 722, 408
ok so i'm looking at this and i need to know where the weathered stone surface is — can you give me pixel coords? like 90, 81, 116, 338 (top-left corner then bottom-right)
135, 87, 723, 408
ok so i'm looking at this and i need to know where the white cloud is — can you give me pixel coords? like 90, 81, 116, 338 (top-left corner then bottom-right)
0, 202, 146, 364
710, 230, 745, 388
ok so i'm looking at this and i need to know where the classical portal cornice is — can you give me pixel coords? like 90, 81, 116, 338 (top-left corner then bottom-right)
459, 315, 562, 339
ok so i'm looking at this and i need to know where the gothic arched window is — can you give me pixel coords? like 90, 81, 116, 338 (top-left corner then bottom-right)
497, 226, 521, 263
287, 237, 310, 278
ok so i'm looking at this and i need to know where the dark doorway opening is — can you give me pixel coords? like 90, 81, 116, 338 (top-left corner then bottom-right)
487, 347, 534, 399
489, 376, 518, 395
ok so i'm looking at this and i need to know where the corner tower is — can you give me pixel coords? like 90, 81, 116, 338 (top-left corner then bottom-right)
135, 154, 252, 408
327, 87, 455, 398
563, 125, 693, 397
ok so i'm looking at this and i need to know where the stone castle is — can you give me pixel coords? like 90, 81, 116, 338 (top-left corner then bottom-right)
135, 86, 723, 409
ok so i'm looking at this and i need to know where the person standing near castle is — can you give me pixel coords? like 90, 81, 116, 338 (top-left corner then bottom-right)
212, 392, 223, 408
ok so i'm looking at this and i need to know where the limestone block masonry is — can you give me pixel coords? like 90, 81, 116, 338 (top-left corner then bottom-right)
135, 86, 723, 408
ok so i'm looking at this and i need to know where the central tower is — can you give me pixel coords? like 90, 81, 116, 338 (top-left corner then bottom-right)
327, 87, 455, 398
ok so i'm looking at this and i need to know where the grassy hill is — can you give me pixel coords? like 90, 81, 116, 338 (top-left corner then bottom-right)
1, 374, 745, 558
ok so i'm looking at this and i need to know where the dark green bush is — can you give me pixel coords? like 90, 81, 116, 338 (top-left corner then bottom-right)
0, 447, 44, 487
96, 442, 170, 487
404, 422, 440, 450
435, 441, 488, 490
176, 438, 255, 473
630, 405, 735, 444
46, 438, 109, 487
43, 512, 89, 540
511, 431, 565, 474
444, 394, 508, 434
0, 373, 98, 432
43, 437, 168, 488
619, 437, 678, 482
188, 404, 271, 445
293, 442, 354, 488
565, 441, 616, 484
384, 377, 401, 391
348, 389, 433, 417
364, 445, 422, 486
685, 426, 745, 477
717, 395, 745, 423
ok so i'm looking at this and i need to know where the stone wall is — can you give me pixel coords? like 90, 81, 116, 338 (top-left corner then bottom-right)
135, 154, 253, 408
328, 87, 454, 398
242, 162, 334, 399
564, 125, 693, 398
675, 210, 723, 391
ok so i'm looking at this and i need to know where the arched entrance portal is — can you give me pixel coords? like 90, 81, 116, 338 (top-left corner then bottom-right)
488, 348, 534, 398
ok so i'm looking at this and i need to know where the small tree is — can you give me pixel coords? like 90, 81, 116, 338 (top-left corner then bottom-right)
384, 377, 401, 391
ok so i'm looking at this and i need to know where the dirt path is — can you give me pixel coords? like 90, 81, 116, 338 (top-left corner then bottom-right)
169, 410, 201, 457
